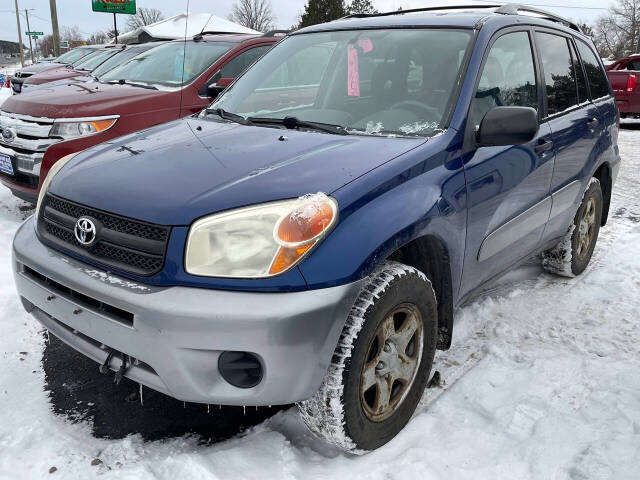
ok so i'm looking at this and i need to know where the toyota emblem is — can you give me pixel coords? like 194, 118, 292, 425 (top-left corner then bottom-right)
74, 217, 97, 246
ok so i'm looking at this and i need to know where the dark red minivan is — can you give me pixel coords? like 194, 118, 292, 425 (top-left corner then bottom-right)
0, 33, 279, 202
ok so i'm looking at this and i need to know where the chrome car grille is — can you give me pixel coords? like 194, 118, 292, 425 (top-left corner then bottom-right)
0, 111, 59, 178
38, 194, 171, 277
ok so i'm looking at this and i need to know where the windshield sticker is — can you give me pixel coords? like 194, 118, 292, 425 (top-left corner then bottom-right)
347, 44, 360, 97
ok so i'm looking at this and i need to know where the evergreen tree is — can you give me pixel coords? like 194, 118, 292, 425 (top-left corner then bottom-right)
347, 0, 378, 15
299, 0, 348, 28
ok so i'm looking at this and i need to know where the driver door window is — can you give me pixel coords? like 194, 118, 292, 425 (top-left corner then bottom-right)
473, 31, 539, 127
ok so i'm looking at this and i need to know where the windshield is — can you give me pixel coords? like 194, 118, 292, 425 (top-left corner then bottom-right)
92, 44, 159, 78
210, 29, 472, 137
73, 49, 120, 71
99, 41, 234, 87
56, 47, 95, 65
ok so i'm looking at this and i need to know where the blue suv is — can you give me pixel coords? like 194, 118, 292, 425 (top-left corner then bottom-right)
12, 5, 619, 452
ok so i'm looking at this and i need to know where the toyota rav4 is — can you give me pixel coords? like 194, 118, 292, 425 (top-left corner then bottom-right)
12, 5, 619, 452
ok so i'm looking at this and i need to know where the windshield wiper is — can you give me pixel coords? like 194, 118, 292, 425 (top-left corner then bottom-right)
247, 116, 348, 135
205, 108, 250, 125
108, 79, 158, 90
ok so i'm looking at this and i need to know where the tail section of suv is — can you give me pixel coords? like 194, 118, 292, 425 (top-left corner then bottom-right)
12, 5, 619, 452
0, 33, 279, 203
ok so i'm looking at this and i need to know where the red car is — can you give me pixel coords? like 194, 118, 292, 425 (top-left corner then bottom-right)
606, 55, 640, 118
0, 33, 278, 202
19, 44, 126, 92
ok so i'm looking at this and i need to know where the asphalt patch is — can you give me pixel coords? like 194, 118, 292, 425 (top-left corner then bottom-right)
42, 334, 287, 442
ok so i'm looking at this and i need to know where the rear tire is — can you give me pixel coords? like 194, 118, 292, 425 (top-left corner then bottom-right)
298, 261, 437, 453
542, 178, 603, 277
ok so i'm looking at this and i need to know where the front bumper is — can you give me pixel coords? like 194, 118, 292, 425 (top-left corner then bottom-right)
13, 217, 362, 405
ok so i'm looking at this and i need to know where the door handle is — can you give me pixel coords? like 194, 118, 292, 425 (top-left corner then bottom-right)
534, 139, 554, 154
587, 118, 600, 129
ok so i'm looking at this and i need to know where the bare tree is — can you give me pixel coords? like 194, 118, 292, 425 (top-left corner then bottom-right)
593, 0, 640, 58
87, 31, 109, 45
228, 0, 276, 32
38, 34, 55, 57
61, 25, 84, 43
126, 7, 164, 31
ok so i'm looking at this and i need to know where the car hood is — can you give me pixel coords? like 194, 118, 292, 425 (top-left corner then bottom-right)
19, 62, 65, 74
49, 117, 425, 225
1, 81, 166, 118
24, 67, 85, 85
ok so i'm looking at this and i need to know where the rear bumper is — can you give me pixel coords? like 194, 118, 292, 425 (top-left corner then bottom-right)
13, 217, 362, 405
613, 92, 640, 114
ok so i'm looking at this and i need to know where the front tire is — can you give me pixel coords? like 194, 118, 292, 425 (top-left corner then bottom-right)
298, 261, 437, 453
542, 178, 603, 277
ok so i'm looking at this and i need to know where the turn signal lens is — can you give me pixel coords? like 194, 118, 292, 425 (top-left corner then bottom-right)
89, 118, 118, 132
269, 193, 338, 274
275, 197, 335, 246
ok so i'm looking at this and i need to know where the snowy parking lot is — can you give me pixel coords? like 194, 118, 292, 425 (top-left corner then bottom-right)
0, 122, 638, 478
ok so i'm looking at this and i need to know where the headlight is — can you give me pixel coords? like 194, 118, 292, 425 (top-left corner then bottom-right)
185, 193, 338, 278
35, 153, 78, 219
49, 116, 118, 140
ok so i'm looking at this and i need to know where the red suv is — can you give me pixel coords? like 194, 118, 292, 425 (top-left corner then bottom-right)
0, 33, 279, 202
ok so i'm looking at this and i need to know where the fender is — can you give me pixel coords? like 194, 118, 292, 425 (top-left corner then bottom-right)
299, 129, 468, 306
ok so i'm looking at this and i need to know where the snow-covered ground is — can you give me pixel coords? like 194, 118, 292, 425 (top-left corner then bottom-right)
0, 124, 638, 479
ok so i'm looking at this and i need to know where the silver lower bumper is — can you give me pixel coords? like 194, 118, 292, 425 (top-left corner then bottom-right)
13, 217, 362, 405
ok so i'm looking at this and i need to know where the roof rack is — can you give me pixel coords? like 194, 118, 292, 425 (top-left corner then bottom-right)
342, 4, 501, 19
193, 31, 253, 41
495, 4, 581, 32
341, 3, 582, 33
263, 29, 290, 37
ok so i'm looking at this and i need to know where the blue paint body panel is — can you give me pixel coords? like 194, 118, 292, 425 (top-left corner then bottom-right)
43, 13, 621, 304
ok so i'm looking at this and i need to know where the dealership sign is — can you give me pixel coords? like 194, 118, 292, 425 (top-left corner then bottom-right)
91, 0, 136, 15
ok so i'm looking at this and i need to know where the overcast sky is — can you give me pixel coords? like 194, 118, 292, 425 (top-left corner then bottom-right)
1, 0, 616, 44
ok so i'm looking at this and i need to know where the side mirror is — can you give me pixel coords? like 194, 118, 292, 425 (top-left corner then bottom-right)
206, 77, 234, 98
477, 106, 539, 147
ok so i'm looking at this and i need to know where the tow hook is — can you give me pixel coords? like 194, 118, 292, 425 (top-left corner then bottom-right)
99, 351, 114, 374
98, 351, 132, 384
114, 354, 131, 385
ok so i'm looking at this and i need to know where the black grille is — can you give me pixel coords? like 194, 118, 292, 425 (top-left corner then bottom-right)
38, 194, 170, 276
45, 195, 168, 241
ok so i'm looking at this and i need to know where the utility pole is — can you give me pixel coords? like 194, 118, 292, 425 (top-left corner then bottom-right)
14, 0, 25, 67
113, 13, 118, 44
24, 9, 36, 64
49, 0, 60, 57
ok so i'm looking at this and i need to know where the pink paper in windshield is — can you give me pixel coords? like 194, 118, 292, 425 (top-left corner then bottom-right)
347, 44, 360, 96
348, 37, 374, 97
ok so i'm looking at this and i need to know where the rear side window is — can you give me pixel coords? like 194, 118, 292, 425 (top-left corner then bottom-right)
473, 31, 538, 127
576, 40, 611, 99
569, 42, 588, 104
536, 32, 578, 116
219, 45, 270, 78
